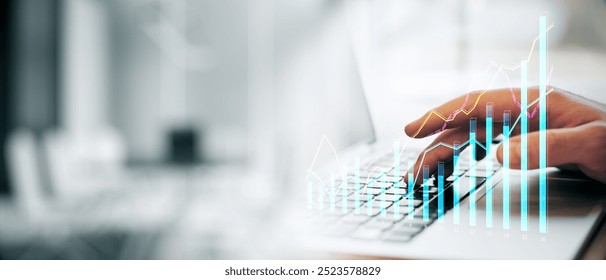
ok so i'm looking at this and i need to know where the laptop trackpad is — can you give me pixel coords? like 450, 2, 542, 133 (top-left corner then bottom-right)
480, 169, 606, 220
467, 168, 606, 258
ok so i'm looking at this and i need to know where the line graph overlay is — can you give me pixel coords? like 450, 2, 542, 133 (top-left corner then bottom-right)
304, 16, 554, 234
414, 23, 554, 137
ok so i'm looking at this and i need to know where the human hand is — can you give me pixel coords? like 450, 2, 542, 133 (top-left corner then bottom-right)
404, 86, 606, 183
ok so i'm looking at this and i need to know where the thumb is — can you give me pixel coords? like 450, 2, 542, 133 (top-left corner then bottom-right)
496, 127, 583, 169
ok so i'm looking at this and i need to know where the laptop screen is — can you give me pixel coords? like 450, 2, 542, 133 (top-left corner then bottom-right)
274, 0, 375, 181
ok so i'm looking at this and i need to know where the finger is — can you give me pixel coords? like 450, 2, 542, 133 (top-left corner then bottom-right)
495, 127, 583, 169
404, 87, 540, 138
405, 125, 503, 185
406, 128, 469, 185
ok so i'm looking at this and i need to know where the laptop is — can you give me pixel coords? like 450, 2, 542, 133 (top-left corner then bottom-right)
274, 0, 606, 259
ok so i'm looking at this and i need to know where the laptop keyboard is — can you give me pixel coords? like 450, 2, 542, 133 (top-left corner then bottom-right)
307, 149, 500, 243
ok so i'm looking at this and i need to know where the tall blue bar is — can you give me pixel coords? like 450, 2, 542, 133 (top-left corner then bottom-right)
453, 142, 461, 224
393, 141, 401, 218
437, 162, 445, 222
469, 118, 477, 226
423, 165, 429, 221
521, 60, 529, 231
539, 14, 548, 233
486, 104, 493, 228
503, 111, 511, 229
380, 173, 387, 217
408, 161, 415, 218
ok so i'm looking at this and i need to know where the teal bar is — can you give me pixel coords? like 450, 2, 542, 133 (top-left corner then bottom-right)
341, 164, 348, 214
423, 165, 429, 221
330, 175, 336, 213
393, 141, 401, 218
453, 142, 461, 224
521, 59, 529, 231
307, 182, 313, 210
354, 158, 361, 214
437, 162, 445, 222
486, 104, 493, 228
469, 118, 477, 226
503, 112, 511, 229
380, 174, 387, 217
539, 14, 548, 233
408, 161, 415, 218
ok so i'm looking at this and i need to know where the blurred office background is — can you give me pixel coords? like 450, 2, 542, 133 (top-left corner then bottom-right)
0, 0, 605, 259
